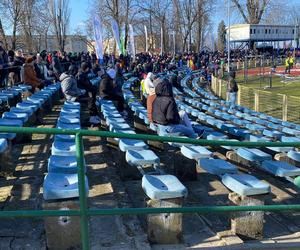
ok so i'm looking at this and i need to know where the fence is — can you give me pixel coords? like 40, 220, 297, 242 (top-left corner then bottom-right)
1, 126, 300, 250
211, 76, 300, 124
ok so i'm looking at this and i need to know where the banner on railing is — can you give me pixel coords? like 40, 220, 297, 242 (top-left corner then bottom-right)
93, 15, 104, 61
111, 19, 121, 55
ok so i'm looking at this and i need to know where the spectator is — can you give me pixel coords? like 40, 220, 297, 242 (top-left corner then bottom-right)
14, 49, 25, 82
0, 41, 9, 87
99, 68, 127, 116
227, 71, 238, 110
152, 78, 198, 138
23, 57, 44, 92
60, 65, 85, 102
76, 62, 100, 123
34, 54, 52, 85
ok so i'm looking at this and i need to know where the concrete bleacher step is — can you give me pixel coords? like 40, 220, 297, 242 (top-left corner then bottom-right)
222, 173, 270, 196
43, 173, 89, 200
261, 160, 300, 177
198, 158, 238, 175
142, 174, 187, 200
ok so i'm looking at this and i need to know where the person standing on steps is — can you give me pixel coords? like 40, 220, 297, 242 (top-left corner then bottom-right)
227, 71, 238, 111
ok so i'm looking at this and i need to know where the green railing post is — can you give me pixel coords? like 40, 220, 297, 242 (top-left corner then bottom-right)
76, 133, 90, 250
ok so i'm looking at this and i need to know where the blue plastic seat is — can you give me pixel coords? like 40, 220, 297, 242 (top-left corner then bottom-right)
206, 132, 228, 140
43, 173, 89, 200
119, 139, 148, 152
0, 138, 8, 153
287, 150, 300, 162
282, 121, 296, 128
48, 155, 80, 174
245, 123, 265, 133
2, 112, 29, 123
282, 127, 300, 136
61, 107, 80, 117
64, 101, 80, 107
51, 141, 77, 156
261, 160, 300, 177
10, 107, 34, 116
246, 134, 271, 142
109, 122, 131, 131
222, 173, 270, 196
181, 145, 212, 160
142, 174, 187, 200
126, 150, 160, 166
106, 117, 126, 126
281, 136, 300, 143
237, 148, 272, 162
54, 134, 76, 142
0, 118, 23, 139
57, 122, 80, 130
58, 116, 80, 124
26, 97, 44, 107
262, 129, 283, 139
16, 102, 39, 112
199, 158, 238, 175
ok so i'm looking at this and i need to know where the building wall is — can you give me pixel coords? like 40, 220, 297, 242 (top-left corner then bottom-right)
228, 24, 298, 42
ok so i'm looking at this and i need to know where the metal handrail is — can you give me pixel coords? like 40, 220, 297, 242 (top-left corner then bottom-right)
1, 125, 300, 250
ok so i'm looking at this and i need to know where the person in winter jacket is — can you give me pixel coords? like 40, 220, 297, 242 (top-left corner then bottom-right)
0, 41, 9, 87
60, 65, 85, 101
152, 78, 197, 138
99, 68, 126, 114
23, 57, 44, 92
227, 71, 238, 109
76, 62, 100, 123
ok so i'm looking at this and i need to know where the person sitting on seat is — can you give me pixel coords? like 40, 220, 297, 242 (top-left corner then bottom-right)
152, 78, 199, 138
60, 65, 86, 101
76, 62, 100, 123
23, 57, 44, 92
99, 68, 127, 116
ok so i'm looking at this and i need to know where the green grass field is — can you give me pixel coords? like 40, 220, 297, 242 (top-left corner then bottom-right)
235, 75, 300, 97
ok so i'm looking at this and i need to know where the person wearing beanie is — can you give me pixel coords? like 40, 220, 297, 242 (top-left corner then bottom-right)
99, 68, 126, 115
23, 56, 44, 92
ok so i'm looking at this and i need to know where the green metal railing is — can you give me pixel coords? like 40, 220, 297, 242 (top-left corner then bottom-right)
1, 126, 300, 250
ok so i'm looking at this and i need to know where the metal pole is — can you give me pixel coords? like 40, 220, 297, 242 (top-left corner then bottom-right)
76, 133, 90, 250
227, 0, 231, 73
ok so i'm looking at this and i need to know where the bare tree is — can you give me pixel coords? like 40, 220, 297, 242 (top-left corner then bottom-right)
0, 0, 23, 50
48, 0, 70, 52
232, 0, 271, 24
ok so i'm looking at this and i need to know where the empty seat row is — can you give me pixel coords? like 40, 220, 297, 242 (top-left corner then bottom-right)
43, 100, 89, 201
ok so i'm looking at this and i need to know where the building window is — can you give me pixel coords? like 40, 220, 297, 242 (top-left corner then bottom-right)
254, 29, 256, 34
293, 29, 295, 34
250, 28, 252, 34
276, 29, 278, 34
265, 29, 268, 34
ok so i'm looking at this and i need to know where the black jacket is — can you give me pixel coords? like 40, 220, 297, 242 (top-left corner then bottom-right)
99, 73, 116, 98
152, 79, 180, 125
76, 70, 95, 93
